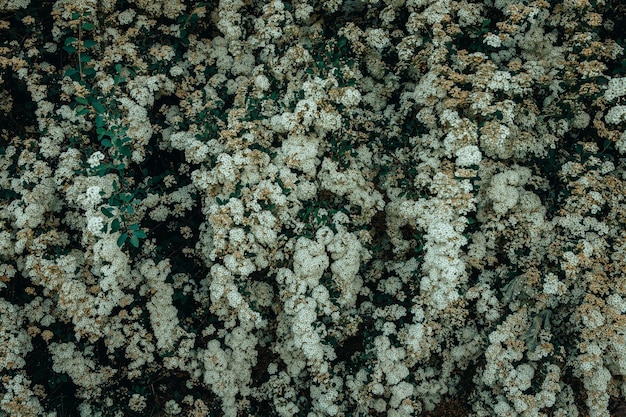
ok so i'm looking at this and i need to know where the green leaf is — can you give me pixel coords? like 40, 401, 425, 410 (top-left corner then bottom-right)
80, 53, 92, 63
129, 223, 140, 231
129, 235, 140, 248
83, 39, 97, 48
119, 145, 131, 157
64, 37, 78, 46
92, 100, 106, 114
111, 218, 120, 232
101, 207, 114, 218
117, 233, 128, 247
75, 106, 90, 116
81, 22, 95, 30
62, 45, 77, 53
75, 96, 88, 105
134, 230, 146, 239
101, 139, 112, 147
96, 165, 108, 177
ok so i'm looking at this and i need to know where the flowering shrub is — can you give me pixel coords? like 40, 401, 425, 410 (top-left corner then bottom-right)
1, 0, 625, 416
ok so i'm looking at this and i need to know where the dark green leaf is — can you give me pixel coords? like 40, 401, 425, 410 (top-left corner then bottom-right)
119, 145, 131, 157
96, 166, 108, 177
101, 139, 112, 147
83, 39, 97, 48
111, 218, 120, 232
101, 207, 114, 218
75, 96, 88, 105
82, 22, 95, 30
134, 230, 146, 239
64, 37, 78, 46
80, 53, 92, 63
62, 45, 77, 53
92, 100, 106, 114
129, 235, 139, 248
117, 233, 128, 247
75, 106, 90, 116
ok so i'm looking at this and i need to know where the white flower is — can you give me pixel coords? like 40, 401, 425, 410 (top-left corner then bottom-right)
87, 151, 105, 168
254, 74, 270, 91
366, 28, 390, 50
455, 145, 482, 167
86, 185, 102, 202
164, 399, 182, 415
279, 134, 320, 177
215, 153, 237, 183
1, 0, 30, 11
294, 237, 329, 288
571, 111, 591, 129
117, 8, 136, 25
487, 71, 512, 91
170, 65, 184, 77
251, 211, 277, 246
340, 87, 362, 108
605, 77, 626, 101
86, 216, 104, 235
390, 381, 414, 408
128, 394, 147, 412
484, 33, 502, 48
488, 170, 521, 214
605, 105, 626, 124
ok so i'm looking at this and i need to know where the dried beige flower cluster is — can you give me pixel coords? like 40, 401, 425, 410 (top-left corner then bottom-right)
1, 0, 625, 416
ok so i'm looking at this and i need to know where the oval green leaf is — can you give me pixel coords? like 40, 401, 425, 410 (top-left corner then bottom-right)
117, 233, 128, 247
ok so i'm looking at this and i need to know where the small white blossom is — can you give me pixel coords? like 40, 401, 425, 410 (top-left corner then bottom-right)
86, 216, 104, 235
455, 145, 482, 167
484, 33, 502, 48
87, 151, 105, 168
605, 105, 626, 124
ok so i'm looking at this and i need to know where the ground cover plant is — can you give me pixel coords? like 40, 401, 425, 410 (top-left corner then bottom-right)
1, 0, 626, 416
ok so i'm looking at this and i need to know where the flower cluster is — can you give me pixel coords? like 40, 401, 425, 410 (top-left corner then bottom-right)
1, 0, 625, 416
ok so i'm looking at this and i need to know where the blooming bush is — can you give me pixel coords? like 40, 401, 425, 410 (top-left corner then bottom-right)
1, 0, 625, 416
